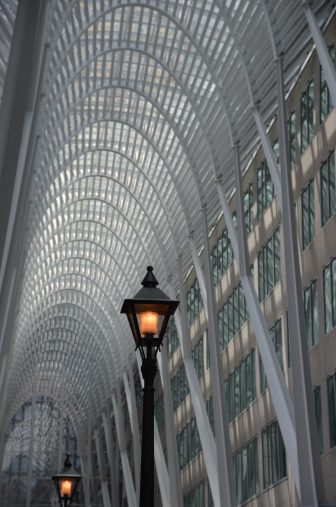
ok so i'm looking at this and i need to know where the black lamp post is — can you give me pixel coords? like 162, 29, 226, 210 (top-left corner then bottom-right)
121, 266, 179, 507
52, 454, 81, 507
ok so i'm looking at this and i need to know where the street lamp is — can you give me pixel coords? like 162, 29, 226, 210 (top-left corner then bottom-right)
121, 266, 179, 507
52, 454, 81, 507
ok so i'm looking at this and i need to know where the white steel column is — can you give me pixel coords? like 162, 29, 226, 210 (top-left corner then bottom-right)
57, 374, 65, 470
87, 413, 97, 505
102, 412, 119, 507
276, 56, 324, 505
252, 107, 282, 205
188, 237, 208, 312
123, 363, 141, 501
25, 393, 36, 507
135, 352, 171, 507
303, 1, 336, 106
94, 428, 112, 507
111, 389, 137, 507
199, 206, 236, 507
170, 256, 220, 507
157, 344, 183, 507
80, 455, 91, 507
216, 175, 300, 487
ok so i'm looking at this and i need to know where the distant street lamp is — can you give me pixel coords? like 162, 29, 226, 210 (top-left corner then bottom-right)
121, 266, 179, 507
52, 454, 81, 507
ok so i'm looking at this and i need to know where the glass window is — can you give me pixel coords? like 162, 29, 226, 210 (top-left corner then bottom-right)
244, 183, 254, 233
288, 111, 296, 167
211, 229, 234, 286
218, 283, 248, 349
327, 373, 336, 448
167, 319, 179, 356
258, 228, 281, 301
321, 151, 336, 227
177, 416, 201, 470
257, 160, 274, 219
314, 386, 324, 454
320, 44, 336, 123
301, 80, 315, 153
301, 179, 315, 249
260, 319, 283, 393
262, 420, 287, 489
304, 280, 319, 348
226, 350, 256, 421
192, 335, 204, 380
323, 258, 336, 334
171, 363, 189, 411
155, 395, 164, 431
183, 482, 204, 507
233, 438, 258, 503
187, 279, 203, 326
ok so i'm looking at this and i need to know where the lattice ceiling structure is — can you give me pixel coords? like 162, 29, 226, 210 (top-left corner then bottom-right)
0, 0, 333, 450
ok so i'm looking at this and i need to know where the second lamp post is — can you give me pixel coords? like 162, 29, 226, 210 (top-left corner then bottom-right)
121, 266, 179, 507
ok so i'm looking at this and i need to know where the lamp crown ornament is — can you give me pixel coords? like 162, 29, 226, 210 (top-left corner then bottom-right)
64, 454, 71, 469
141, 266, 158, 288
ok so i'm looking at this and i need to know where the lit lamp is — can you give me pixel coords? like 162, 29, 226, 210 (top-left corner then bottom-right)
121, 266, 179, 507
52, 455, 81, 507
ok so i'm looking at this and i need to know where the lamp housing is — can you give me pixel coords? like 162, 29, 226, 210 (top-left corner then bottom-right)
121, 266, 179, 357
52, 455, 81, 506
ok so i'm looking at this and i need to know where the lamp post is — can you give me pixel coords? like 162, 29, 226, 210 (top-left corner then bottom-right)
121, 266, 179, 507
52, 454, 81, 507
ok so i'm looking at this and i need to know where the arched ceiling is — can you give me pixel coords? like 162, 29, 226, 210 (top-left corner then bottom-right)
2, 0, 332, 438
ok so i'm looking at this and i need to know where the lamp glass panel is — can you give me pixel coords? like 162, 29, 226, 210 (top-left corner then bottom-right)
139, 311, 159, 335
60, 479, 73, 497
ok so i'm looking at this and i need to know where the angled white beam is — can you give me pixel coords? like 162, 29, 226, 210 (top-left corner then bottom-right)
303, 1, 336, 106
26, 387, 36, 507
87, 411, 98, 505
252, 107, 282, 207
80, 455, 91, 507
157, 344, 183, 507
94, 428, 112, 507
196, 206, 236, 507
169, 257, 220, 507
102, 412, 119, 507
123, 363, 141, 502
216, 174, 300, 487
135, 352, 171, 507
57, 373, 65, 470
188, 236, 208, 313
111, 389, 137, 507
276, 56, 324, 505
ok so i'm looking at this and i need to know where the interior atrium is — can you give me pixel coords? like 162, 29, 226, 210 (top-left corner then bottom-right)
0, 1, 335, 506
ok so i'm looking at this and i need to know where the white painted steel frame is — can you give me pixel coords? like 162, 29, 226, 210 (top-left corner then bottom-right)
0, 1, 333, 505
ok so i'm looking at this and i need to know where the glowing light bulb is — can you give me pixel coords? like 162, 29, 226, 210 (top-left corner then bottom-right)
61, 480, 72, 497
139, 311, 159, 336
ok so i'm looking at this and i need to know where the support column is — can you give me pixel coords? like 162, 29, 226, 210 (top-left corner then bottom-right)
157, 344, 183, 507
123, 362, 141, 501
94, 428, 112, 507
57, 374, 65, 471
216, 175, 299, 487
87, 413, 97, 506
102, 412, 119, 507
80, 454, 92, 507
303, 1, 336, 106
199, 206, 236, 507
252, 107, 282, 205
276, 55, 324, 505
26, 393, 37, 507
111, 389, 137, 507
169, 257, 220, 507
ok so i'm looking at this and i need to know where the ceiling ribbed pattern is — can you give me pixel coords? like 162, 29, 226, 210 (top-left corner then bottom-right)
5, 0, 331, 438
0, 0, 18, 106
